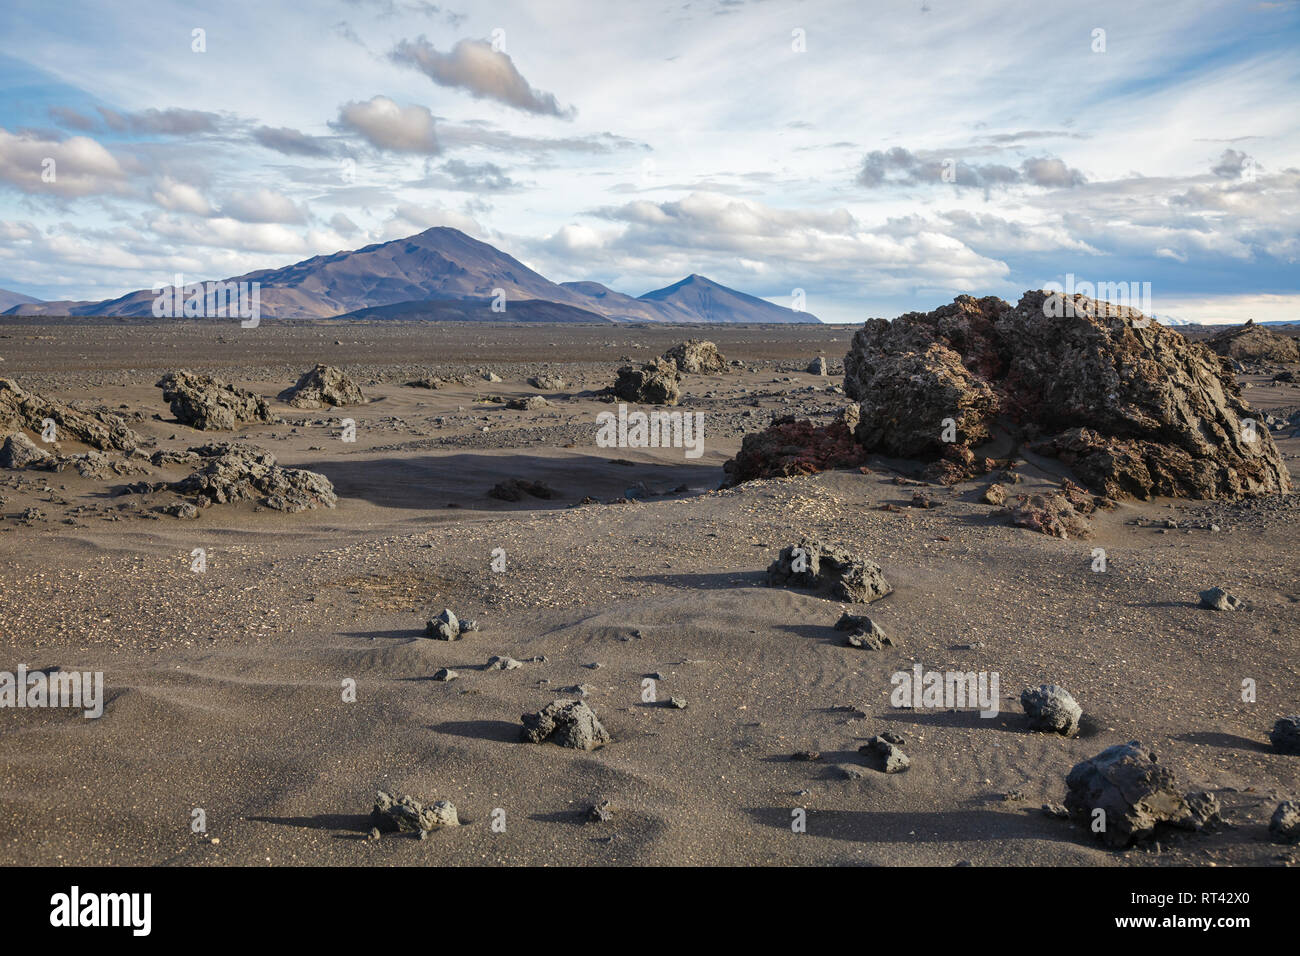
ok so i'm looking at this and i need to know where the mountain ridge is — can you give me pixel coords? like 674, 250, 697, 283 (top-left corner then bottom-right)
2, 227, 821, 324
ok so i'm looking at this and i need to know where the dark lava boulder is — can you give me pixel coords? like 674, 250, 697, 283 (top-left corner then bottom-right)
157, 370, 278, 430
842, 292, 1290, 499
1064, 740, 1220, 847
278, 364, 366, 409
0, 378, 141, 452
723, 416, 864, 484
0, 432, 51, 469
662, 340, 727, 375
521, 699, 610, 750
170, 441, 336, 512
766, 539, 891, 604
371, 790, 458, 833
609, 359, 681, 405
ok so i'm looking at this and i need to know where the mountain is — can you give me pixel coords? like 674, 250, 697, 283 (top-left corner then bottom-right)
560, 280, 696, 323
0, 288, 42, 311
1, 227, 821, 324
638, 274, 819, 324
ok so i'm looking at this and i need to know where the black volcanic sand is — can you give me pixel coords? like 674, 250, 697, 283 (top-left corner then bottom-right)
0, 319, 1296, 866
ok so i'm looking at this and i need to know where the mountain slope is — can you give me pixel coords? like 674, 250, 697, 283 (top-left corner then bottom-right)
559, 280, 696, 323
638, 274, 819, 324
0, 288, 42, 311
6, 227, 603, 320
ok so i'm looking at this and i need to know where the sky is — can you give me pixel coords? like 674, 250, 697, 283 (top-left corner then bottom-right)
0, 0, 1297, 324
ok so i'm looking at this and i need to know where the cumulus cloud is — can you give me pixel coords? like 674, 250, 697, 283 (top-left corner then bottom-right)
1210, 148, 1256, 179
151, 176, 213, 216
334, 96, 440, 153
0, 129, 127, 196
390, 37, 573, 117
855, 147, 1085, 190
220, 188, 307, 224
252, 125, 331, 157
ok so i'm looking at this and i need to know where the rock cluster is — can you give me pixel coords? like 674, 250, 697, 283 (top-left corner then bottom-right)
1, 377, 140, 452
168, 441, 337, 512
278, 364, 366, 409
1064, 741, 1220, 847
661, 340, 726, 375
157, 370, 278, 430
860, 733, 910, 773
521, 699, 610, 750
609, 359, 681, 405
841, 292, 1290, 499
425, 608, 476, 640
723, 416, 864, 484
1205, 319, 1300, 363
370, 790, 459, 833
766, 540, 891, 604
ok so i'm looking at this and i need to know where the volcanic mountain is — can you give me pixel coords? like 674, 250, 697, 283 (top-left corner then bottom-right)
636, 274, 817, 324
0, 288, 41, 312
3, 227, 821, 324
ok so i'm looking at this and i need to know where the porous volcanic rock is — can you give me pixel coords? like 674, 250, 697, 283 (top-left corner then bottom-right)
662, 339, 726, 375
278, 364, 366, 409
1064, 741, 1221, 847
766, 539, 891, 604
609, 359, 681, 405
170, 441, 336, 512
841, 292, 1290, 499
723, 416, 864, 484
0, 432, 51, 469
371, 790, 459, 833
1270, 800, 1300, 843
1205, 320, 1300, 363
1005, 492, 1094, 539
860, 735, 910, 773
528, 371, 568, 390
488, 477, 556, 501
1021, 684, 1082, 736
0, 378, 140, 452
521, 699, 610, 750
1270, 715, 1300, 755
157, 370, 278, 430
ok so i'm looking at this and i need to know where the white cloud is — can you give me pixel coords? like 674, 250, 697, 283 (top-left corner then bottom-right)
0, 129, 126, 197
151, 176, 213, 216
335, 96, 439, 154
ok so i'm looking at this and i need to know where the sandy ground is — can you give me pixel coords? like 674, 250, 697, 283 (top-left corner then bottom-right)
0, 319, 1297, 866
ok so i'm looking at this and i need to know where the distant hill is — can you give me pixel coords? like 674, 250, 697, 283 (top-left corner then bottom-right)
560, 280, 695, 323
3, 227, 821, 324
0, 288, 42, 311
637, 274, 819, 324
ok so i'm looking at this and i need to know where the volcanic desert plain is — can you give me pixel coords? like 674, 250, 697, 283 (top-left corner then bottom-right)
0, 300, 1297, 867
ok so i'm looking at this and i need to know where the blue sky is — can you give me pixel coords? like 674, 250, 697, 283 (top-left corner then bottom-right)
0, 0, 1297, 322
